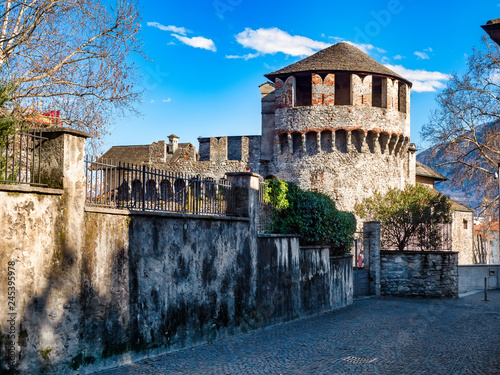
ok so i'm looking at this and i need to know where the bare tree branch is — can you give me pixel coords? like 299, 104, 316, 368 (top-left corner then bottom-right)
0, 0, 145, 153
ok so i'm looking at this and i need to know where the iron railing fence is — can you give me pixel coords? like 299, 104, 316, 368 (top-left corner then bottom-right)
85, 157, 237, 216
381, 222, 452, 251
0, 131, 47, 186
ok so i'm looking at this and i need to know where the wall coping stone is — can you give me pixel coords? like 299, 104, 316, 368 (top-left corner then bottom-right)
330, 254, 354, 260
85, 206, 131, 216
458, 264, 500, 268
381, 250, 459, 255
0, 184, 64, 195
226, 172, 261, 178
30, 126, 91, 139
258, 233, 300, 238
84, 207, 251, 222
300, 245, 330, 250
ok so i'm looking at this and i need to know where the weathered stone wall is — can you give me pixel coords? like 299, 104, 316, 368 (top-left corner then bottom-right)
256, 235, 301, 324
275, 105, 409, 136
0, 129, 353, 374
266, 146, 408, 212
0, 206, 354, 375
380, 251, 459, 297
149, 140, 167, 163
256, 238, 353, 326
0, 188, 68, 373
84, 210, 260, 368
452, 210, 474, 265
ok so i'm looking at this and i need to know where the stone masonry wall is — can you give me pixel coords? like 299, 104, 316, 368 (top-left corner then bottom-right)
275, 105, 409, 136
267, 145, 409, 213
452, 210, 474, 265
0, 128, 354, 374
380, 251, 459, 297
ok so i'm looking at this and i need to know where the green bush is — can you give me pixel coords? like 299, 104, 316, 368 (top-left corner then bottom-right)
264, 181, 356, 256
354, 184, 452, 251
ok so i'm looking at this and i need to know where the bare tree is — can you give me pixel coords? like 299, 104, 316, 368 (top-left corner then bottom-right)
0, 0, 144, 149
422, 36, 500, 214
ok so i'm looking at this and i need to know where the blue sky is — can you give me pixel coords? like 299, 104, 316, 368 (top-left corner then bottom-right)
105, 0, 500, 153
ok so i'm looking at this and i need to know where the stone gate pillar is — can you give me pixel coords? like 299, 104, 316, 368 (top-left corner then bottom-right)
226, 172, 260, 228
364, 221, 381, 296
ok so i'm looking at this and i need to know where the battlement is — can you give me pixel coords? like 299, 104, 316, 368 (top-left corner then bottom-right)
198, 136, 261, 162
274, 73, 409, 114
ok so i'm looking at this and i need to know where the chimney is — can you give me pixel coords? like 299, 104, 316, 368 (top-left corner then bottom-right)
168, 134, 179, 154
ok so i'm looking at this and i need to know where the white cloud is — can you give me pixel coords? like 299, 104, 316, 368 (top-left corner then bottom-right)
385, 64, 452, 92
225, 53, 260, 60
393, 55, 404, 60
147, 22, 189, 35
150, 99, 155, 103
414, 51, 429, 60
234, 27, 330, 57
414, 47, 433, 60
172, 34, 216, 52
163, 98, 172, 103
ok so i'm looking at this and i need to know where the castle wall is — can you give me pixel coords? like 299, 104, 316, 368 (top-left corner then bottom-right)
453, 210, 474, 264
149, 141, 167, 163
275, 105, 409, 137
148, 136, 262, 180
260, 83, 276, 161
269, 146, 408, 212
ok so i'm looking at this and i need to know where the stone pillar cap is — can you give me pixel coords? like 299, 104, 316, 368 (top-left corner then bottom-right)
30, 127, 91, 139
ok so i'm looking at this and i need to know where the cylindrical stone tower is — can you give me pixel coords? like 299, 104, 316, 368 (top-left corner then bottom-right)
260, 42, 414, 212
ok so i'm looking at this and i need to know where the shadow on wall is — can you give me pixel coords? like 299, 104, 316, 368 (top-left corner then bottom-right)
1, 211, 353, 374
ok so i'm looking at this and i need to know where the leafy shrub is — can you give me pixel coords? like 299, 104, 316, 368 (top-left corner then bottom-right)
354, 184, 452, 251
263, 180, 356, 256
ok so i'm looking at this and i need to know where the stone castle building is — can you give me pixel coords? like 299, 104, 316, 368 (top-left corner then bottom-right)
105, 43, 414, 213
103, 42, 474, 262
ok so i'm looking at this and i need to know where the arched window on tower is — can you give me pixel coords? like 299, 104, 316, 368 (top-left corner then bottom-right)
335, 129, 348, 153
334, 73, 352, 105
372, 76, 387, 108
295, 75, 312, 106
320, 130, 333, 153
305, 131, 317, 155
292, 132, 302, 154
279, 133, 289, 154
398, 82, 407, 113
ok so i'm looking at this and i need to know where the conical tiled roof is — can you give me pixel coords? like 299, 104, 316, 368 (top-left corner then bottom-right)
265, 42, 411, 87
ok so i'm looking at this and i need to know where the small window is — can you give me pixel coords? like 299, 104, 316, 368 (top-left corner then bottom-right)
320, 130, 333, 153
463, 220, 468, 230
292, 133, 302, 154
372, 76, 386, 108
305, 132, 317, 155
335, 73, 351, 105
398, 82, 407, 113
279, 133, 289, 154
295, 75, 312, 106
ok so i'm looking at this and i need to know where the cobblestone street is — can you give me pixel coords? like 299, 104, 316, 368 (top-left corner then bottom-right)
95, 291, 500, 375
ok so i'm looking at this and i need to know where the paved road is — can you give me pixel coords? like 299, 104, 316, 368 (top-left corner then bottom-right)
95, 291, 500, 374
